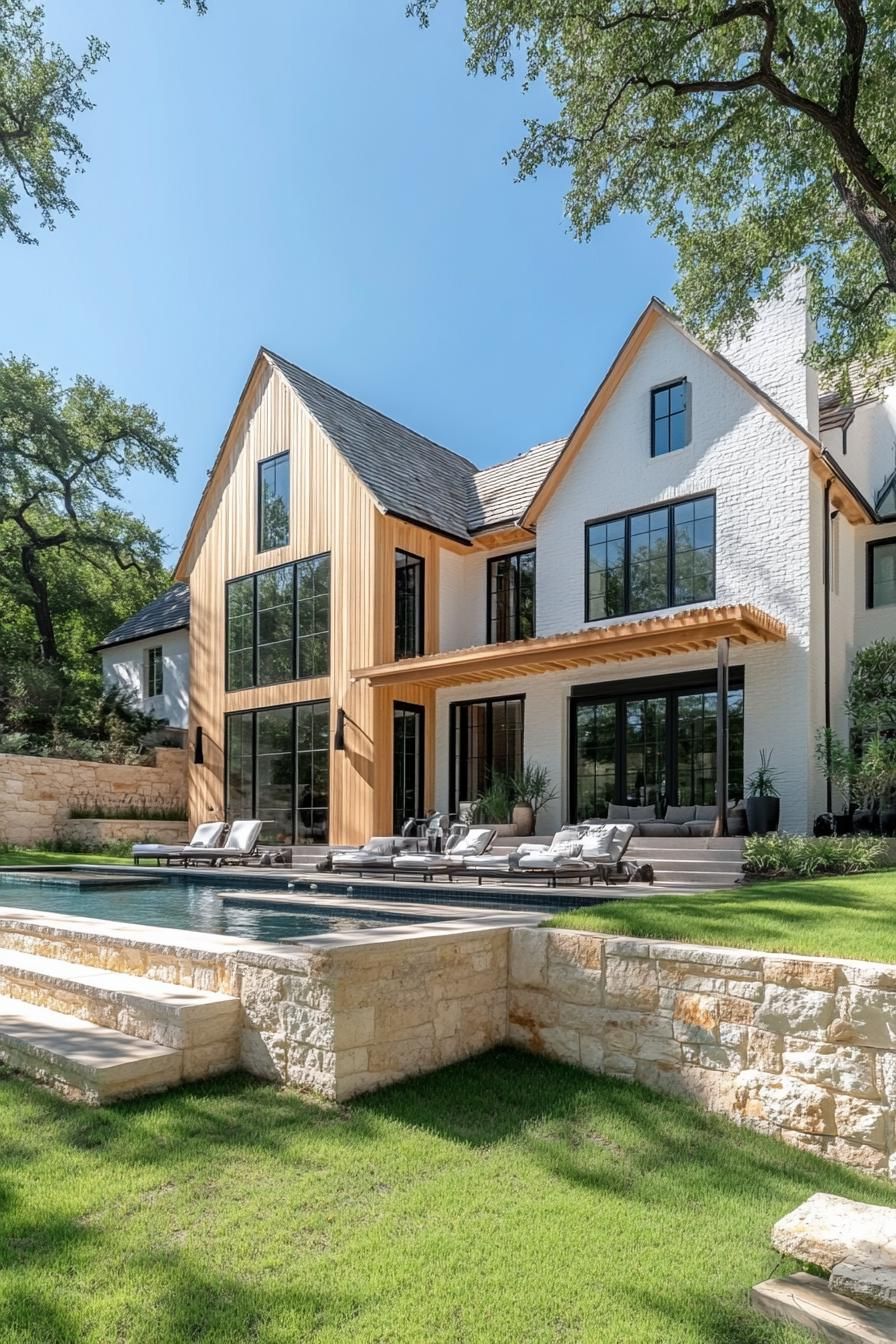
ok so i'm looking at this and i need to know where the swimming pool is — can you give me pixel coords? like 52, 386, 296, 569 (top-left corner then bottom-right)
0, 873, 447, 942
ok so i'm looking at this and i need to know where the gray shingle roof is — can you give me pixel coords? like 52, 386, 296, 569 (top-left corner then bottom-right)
266, 349, 566, 540
265, 351, 479, 543
468, 439, 566, 532
95, 583, 190, 650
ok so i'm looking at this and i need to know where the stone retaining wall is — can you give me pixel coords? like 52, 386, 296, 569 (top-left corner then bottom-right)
508, 929, 896, 1178
238, 929, 509, 1100
0, 748, 186, 846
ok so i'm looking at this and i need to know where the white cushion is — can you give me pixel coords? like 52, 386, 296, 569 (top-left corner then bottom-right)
579, 824, 616, 861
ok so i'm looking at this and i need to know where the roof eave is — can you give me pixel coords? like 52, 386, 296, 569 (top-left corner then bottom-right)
90, 620, 190, 655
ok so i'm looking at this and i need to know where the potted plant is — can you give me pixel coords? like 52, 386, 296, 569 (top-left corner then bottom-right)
473, 775, 517, 837
509, 760, 558, 836
746, 748, 782, 836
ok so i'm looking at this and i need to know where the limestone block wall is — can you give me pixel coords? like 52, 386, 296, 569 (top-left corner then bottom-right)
508, 929, 896, 1178
0, 748, 186, 846
237, 929, 509, 1101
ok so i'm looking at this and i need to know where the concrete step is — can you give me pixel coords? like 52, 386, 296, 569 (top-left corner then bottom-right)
0, 995, 183, 1103
0, 947, 240, 1077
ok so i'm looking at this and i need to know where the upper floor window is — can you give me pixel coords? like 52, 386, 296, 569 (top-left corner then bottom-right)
586, 494, 715, 621
488, 550, 535, 643
145, 645, 164, 698
651, 379, 690, 456
225, 553, 330, 691
257, 453, 290, 551
395, 550, 424, 659
869, 539, 896, 608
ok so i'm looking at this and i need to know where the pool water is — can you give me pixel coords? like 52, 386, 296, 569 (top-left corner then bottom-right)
0, 874, 443, 943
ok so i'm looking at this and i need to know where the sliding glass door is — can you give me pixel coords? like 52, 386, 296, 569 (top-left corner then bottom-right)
571, 673, 744, 821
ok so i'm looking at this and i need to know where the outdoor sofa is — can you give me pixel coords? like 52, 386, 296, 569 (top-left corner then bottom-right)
603, 802, 748, 838
180, 818, 264, 867
132, 821, 224, 866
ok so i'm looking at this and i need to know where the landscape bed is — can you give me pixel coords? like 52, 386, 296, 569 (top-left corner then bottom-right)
2, 1049, 895, 1344
546, 871, 896, 964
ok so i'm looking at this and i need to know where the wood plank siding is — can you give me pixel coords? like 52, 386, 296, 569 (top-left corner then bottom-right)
179, 359, 446, 844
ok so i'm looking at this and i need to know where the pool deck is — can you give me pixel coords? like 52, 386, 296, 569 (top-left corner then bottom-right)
0, 862, 656, 905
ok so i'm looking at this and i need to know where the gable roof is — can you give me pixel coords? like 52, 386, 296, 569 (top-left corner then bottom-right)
264, 351, 478, 543
468, 439, 565, 532
520, 298, 831, 528
94, 583, 189, 651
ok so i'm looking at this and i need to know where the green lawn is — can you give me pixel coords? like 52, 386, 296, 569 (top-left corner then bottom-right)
0, 1050, 892, 1344
547, 872, 896, 963
0, 849, 129, 867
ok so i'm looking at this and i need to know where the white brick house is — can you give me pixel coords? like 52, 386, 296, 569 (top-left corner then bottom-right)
139, 275, 896, 844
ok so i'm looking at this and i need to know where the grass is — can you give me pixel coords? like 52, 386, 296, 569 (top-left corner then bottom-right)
547, 872, 896, 963
0, 1050, 894, 1344
0, 849, 129, 867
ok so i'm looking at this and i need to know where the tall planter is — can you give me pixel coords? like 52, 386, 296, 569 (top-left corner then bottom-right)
746, 796, 780, 837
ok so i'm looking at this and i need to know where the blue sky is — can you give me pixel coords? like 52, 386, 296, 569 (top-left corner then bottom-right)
2, 0, 674, 560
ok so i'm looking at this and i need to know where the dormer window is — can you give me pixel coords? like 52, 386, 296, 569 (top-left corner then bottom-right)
651, 379, 691, 456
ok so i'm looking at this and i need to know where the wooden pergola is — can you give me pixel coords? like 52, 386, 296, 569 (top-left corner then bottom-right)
352, 604, 786, 690
353, 603, 786, 840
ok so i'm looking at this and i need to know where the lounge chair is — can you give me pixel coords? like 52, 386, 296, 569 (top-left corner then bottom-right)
181, 818, 263, 867
464, 824, 636, 887
330, 836, 416, 874
132, 821, 225, 866
392, 827, 496, 880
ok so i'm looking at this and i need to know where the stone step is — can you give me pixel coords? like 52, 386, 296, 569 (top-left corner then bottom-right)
752, 1273, 896, 1343
0, 995, 183, 1104
0, 947, 240, 1077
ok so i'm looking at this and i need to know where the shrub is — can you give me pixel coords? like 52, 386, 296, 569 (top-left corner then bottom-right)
743, 832, 888, 879
68, 796, 186, 821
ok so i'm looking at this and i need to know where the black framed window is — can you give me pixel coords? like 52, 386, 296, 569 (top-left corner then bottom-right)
295, 701, 330, 843
225, 554, 330, 690
395, 550, 424, 659
651, 379, 690, 456
450, 695, 524, 810
571, 669, 744, 821
224, 699, 329, 844
488, 550, 535, 643
868, 539, 896, 608
393, 703, 424, 833
145, 645, 164, 698
585, 494, 715, 622
257, 453, 290, 551
297, 554, 330, 678
257, 564, 295, 686
226, 576, 255, 690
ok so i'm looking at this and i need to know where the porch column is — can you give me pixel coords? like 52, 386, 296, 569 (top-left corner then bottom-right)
714, 637, 730, 838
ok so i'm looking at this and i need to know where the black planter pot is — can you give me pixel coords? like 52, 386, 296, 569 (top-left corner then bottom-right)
813, 813, 834, 837
880, 807, 896, 837
746, 796, 781, 836
852, 807, 877, 834
833, 812, 854, 836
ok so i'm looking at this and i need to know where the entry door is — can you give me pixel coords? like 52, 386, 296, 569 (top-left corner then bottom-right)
393, 703, 424, 833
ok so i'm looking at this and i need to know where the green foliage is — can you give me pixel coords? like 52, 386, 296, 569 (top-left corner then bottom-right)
746, 748, 780, 798
68, 798, 187, 821
507, 759, 558, 816
0, 0, 207, 244
0, 837, 134, 857
743, 832, 887, 878
412, 0, 896, 379
0, 0, 107, 243
473, 773, 516, 823
845, 639, 896, 731
0, 353, 177, 738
